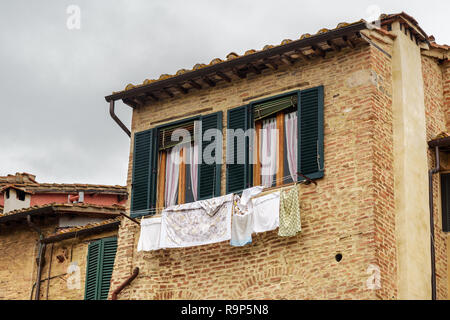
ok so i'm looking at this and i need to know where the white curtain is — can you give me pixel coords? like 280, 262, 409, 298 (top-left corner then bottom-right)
285, 112, 298, 182
165, 147, 180, 207
260, 118, 277, 187
189, 143, 199, 201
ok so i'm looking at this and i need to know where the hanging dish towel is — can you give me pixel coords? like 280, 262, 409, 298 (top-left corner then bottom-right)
230, 210, 253, 247
160, 193, 233, 248
252, 191, 280, 233
137, 217, 162, 252
278, 185, 301, 237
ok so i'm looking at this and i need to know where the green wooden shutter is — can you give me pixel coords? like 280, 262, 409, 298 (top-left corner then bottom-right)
84, 237, 118, 300
198, 112, 223, 200
441, 174, 450, 232
226, 105, 252, 193
131, 128, 158, 218
297, 86, 324, 181
84, 240, 100, 300
98, 237, 118, 300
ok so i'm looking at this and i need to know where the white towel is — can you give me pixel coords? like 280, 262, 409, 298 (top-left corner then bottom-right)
137, 217, 162, 252
230, 210, 253, 247
252, 191, 280, 233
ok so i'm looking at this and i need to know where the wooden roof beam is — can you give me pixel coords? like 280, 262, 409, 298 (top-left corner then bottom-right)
247, 63, 261, 75
292, 49, 310, 61
163, 88, 174, 98
280, 54, 295, 65
145, 92, 159, 102
216, 71, 231, 82
327, 40, 341, 52
232, 68, 247, 79
176, 85, 188, 94
263, 59, 278, 70
312, 45, 325, 58
343, 35, 355, 49
202, 76, 216, 87
188, 80, 202, 90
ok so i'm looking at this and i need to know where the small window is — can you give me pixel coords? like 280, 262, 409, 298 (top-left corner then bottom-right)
156, 120, 200, 208
16, 190, 26, 201
5, 189, 10, 199
253, 94, 298, 188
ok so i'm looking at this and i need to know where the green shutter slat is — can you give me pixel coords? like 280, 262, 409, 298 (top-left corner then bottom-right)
84, 237, 118, 300
98, 237, 118, 300
298, 86, 324, 181
226, 105, 251, 194
84, 241, 100, 300
198, 112, 223, 200
441, 174, 450, 232
131, 129, 158, 218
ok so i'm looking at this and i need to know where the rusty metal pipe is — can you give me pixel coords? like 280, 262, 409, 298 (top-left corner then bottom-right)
27, 215, 46, 300
111, 267, 139, 300
429, 146, 440, 300
110, 100, 131, 137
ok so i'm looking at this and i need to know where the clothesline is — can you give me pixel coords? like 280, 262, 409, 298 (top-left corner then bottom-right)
137, 184, 302, 251
129, 173, 314, 217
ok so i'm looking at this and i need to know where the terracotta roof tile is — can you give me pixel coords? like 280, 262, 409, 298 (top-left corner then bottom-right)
109, 12, 448, 102
50, 217, 121, 237
0, 202, 125, 218
117, 19, 366, 94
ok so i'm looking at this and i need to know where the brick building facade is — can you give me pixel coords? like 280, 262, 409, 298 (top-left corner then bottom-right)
103, 13, 450, 300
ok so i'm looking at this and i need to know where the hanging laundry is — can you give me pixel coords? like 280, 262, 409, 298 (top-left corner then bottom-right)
159, 194, 233, 248
278, 185, 301, 237
137, 217, 162, 252
230, 187, 264, 247
252, 191, 280, 233
230, 209, 253, 247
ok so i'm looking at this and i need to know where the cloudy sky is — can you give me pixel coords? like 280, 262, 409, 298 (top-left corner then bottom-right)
0, 0, 448, 186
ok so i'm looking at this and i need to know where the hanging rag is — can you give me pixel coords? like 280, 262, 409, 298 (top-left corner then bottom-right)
252, 191, 280, 233
230, 190, 260, 247
137, 217, 162, 252
278, 185, 301, 237
230, 209, 254, 247
159, 194, 233, 248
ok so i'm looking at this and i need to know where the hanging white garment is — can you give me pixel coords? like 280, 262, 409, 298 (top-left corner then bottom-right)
252, 191, 280, 233
239, 186, 264, 208
137, 217, 162, 252
160, 194, 233, 248
230, 210, 253, 247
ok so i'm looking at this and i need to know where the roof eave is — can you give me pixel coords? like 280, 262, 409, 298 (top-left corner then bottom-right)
105, 21, 368, 104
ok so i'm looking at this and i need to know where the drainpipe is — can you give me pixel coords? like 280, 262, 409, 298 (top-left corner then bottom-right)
429, 146, 440, 300
27, 215, 46, 300
111, 267, 139, 300
110, 100, 131, 137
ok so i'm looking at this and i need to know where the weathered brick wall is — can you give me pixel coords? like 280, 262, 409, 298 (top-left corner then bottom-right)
367, 33, 396, 300
422, 55, 448, 300
0, 222, 38, 299
110, 39, 401, 300
0, 218, 117, 300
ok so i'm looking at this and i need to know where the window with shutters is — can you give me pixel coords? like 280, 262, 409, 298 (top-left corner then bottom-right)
156, 120, 199, 208
226, 86, 324, 194
131, 112, 222, 218
84, 237, 118, 300
441, 173, 450, 232
253, 94, 298, 188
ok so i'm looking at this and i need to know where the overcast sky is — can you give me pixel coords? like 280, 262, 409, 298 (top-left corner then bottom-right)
0, 1, 448, 186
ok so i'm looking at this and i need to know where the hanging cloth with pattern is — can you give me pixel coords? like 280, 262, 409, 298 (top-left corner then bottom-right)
278, 185, 301, 237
